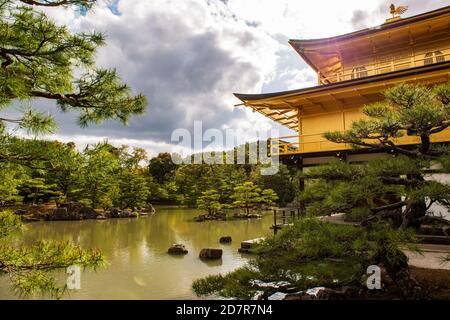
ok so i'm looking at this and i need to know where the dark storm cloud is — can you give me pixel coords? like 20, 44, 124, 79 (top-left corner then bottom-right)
23, 2, 261, 144
350, 10, 369, 29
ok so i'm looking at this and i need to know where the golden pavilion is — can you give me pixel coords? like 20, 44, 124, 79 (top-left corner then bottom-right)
234, 5, 450, 167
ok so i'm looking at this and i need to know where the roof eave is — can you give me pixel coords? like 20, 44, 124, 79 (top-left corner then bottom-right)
234, 61, 450, 103
288, 5, 450, 49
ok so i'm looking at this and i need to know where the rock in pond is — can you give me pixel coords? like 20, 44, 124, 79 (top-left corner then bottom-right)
122, 209, 133, 217
78, 206, 98, 219
168, 244, 188, 255
21, 215, 41, 222
14, 209, 28, 216
219, 236, 232, 244
130, 212, 139, 218
233, 213, 262, 219
140, 205, 156, 216
233, 213, 248, 219
199, 248, 223, 260
146, 204, 156, 214
194, 215, 206, 222
216, 213, 227, 221
49, 207, 70, 220
105, 208, 121, 218
47, 202, 99, 221
104, 208, 138, 218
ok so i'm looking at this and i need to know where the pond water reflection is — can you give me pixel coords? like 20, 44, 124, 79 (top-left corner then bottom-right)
0, 206, 273, 300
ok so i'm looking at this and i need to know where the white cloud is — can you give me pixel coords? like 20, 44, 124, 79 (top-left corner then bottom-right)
45, 134, 191, 158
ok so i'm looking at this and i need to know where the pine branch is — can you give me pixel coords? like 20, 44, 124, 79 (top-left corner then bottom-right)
18, 0, 95, 7
361, 210, 402, 227
430, 120, 450, 134
418, 216, 450, 226
370, 201, 407, 213
381, 177, 423, 187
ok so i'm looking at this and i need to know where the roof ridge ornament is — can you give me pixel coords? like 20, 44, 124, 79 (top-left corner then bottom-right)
386, 3, 408, 23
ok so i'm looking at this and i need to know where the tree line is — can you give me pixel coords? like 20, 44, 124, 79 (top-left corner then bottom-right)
0, 139, 297, 211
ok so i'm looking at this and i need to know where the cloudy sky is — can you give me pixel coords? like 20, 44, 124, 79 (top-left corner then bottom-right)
18, 0, 450, 157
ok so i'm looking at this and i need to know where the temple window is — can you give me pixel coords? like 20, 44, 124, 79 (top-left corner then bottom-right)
424, 51, 445, 65
351, 66, 368, 79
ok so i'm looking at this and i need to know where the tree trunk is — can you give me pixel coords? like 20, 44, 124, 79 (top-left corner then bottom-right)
403, 174, 427, 230
409, 200, 427, 229
380, 245, 429, 299
420, 135, 430, 154
32, 189, 38, 205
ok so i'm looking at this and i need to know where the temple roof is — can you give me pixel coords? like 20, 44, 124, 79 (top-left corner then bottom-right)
290, 5, 450, 50
289, 5, 450, 74
234, 5, 450, 130
234, 61, 450, 130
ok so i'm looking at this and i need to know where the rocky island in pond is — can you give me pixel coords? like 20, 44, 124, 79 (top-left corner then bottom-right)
13, 202, 156, 222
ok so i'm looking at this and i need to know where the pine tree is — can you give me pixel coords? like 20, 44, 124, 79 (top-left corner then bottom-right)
0, 0, 146, 135
43, 142, 84, 204
255, 164, 295, 206
197, 189, 222, 216
230, 182, 262, 214
193, 83, 450, 300
79, 142, 120, 209
260, 189, 278, 208
324, 83, 450, 229
0, 164, 24, 203
118, 169, 150, 210
148, 153, 177, 184
18, 177, 59, 204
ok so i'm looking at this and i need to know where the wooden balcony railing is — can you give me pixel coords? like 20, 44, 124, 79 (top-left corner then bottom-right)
270, 128, 450, 156
270, 133, 351, 155
319, 51, 449, 84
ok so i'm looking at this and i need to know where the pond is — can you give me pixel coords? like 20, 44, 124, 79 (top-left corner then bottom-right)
0, 207, 273, 300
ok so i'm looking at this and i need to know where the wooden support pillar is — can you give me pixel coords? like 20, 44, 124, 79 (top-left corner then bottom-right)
297, 158, 306, 216
273, 209, 278, 235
